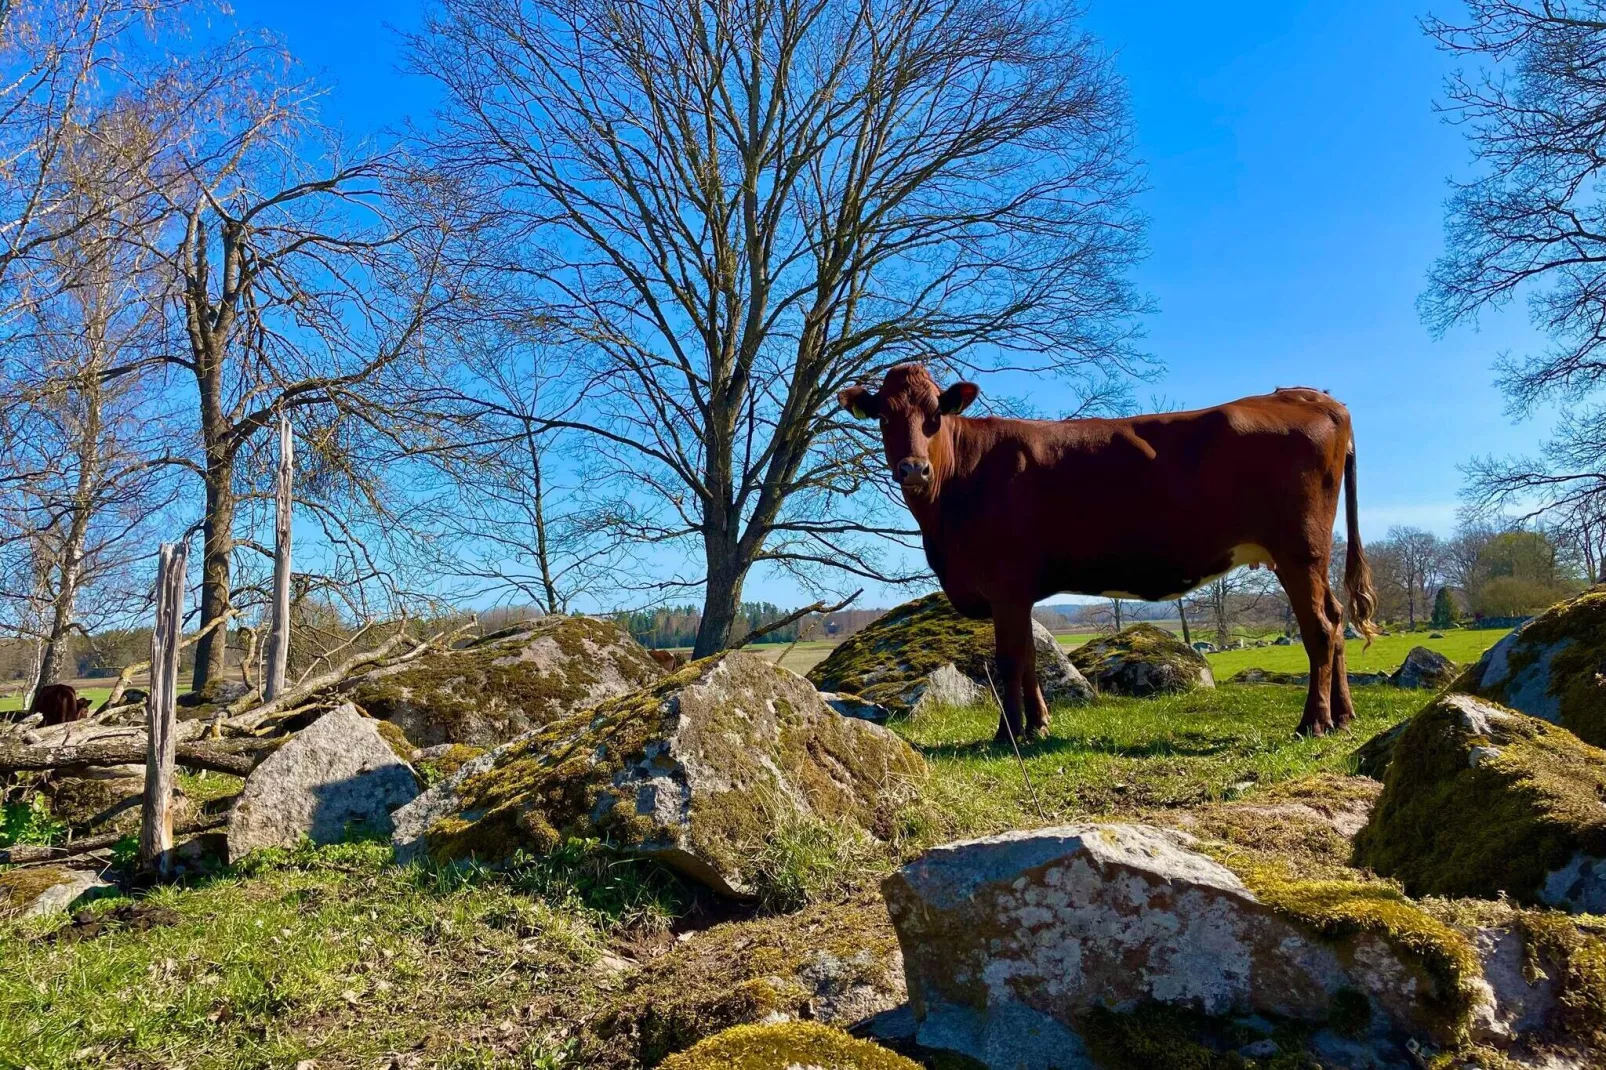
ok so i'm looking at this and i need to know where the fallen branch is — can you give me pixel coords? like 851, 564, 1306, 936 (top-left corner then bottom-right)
220, 619, 476, 731
728, 590, 862, 652
93, 609, 240, 714
0, 737, 278, 778
0, 816, 228, 865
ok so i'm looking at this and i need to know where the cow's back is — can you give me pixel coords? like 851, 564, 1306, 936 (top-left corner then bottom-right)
930, 390, 1353, 602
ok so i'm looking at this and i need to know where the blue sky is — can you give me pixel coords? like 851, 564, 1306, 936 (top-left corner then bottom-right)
233, 0, 1557, 608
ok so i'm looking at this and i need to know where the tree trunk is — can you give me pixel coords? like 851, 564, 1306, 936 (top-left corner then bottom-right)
33, 377, 101, 693
1177, 600, 1191, 646
693, 555, 747, 659
192, 462, 234, 692
143, 542, 186, 877
526, 430, 560, 615
264, 413, 293, 700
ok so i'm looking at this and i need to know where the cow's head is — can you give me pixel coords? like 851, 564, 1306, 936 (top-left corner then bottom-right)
838, 364, 979, 494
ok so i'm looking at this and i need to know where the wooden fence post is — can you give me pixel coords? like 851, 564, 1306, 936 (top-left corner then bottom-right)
141, 542, 187, 876
264, 412, 293, 701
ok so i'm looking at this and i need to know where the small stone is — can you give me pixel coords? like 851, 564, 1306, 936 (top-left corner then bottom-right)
1239, 1039, 1281, 1058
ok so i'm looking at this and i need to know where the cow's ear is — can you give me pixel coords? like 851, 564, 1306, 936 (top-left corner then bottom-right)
939, 381, 979, 415
838, 386, 878, 420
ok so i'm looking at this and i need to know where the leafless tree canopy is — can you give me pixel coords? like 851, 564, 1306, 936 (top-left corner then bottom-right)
411, 0, 1150, 654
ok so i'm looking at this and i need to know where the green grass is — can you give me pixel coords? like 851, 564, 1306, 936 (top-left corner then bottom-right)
1202, 628, 1507, 678
897, 685, 1426, 836
0, 686, 114, 713
0, 837, 683, 1070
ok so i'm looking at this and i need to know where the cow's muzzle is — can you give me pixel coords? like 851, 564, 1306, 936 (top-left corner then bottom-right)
895, 457, 933, 490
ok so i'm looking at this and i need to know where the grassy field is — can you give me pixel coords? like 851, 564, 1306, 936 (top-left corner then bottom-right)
1200, 627, 1507, 678
706, 625, 1510, 684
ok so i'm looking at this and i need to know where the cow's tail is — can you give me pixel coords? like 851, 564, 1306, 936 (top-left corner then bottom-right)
1343, 439, 1379, 646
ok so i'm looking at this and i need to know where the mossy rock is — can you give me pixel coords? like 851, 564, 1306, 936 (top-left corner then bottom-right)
1352, 693, 1606, 909
0, 867, 112, 919
393, 652, 927, 896
656, 1021, 920, 1070
587, 896, 905, 1067
1070, 623, 1215, 697
345, 615, 663, 747
806, 593, 1092, 713
1451, 585, 1606, 746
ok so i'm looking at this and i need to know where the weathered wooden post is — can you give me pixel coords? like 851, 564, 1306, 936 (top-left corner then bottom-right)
141, 541, 187, 876
264, 412, 293, 701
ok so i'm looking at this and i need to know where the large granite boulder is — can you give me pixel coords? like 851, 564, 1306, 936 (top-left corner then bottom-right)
392, 652, 926, 897
1450, 587, 1606, 746
226, 704, 420, 862
1069, 623, 1214, 697
1389, 646, 1457, 690
882, 824, 1478, 1068
806, 594, 1094, 715
0, 867, 113, 919
344, 616, 663, 747
657, 1022, 920, 1070
1352, 693, 1606, 911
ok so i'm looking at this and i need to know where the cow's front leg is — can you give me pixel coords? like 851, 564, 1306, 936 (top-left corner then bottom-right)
991, 602, 1041, 743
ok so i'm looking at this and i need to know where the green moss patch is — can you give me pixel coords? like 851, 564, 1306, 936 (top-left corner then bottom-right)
1221, 854, 1482, 1039
346, 615, 663, 747
589, 895, 902, 1067
0, 868, 74, 916
806, 594, 1000, 711
1352, 693, 1606, 904
657, 1020, 920, 1070
1459, 586, 1606, 746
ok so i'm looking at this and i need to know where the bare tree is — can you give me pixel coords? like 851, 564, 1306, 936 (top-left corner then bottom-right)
412, 0, 1149, 656
1373, 526, 1441, 630
408, 335, 635, 615
0, 80, 177, 692
0, 0, 189, 296
1423, 5, 1606, 549
1185, 567, 1282, 647
130, 38, 460, 691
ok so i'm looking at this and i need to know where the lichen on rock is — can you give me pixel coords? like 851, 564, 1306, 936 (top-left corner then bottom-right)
882, 821, 1476, 1069
1352, 693, 1606, 911
1069, 623, 1215, 697
655, 1021, 921, 1070
806, 593, 1093, 714
344, 615, 663, 747
394, 652, 927, 897
1452, 586, 1606, 746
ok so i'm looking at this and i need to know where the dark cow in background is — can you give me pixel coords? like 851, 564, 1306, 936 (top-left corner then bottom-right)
840, 364, 1377, 739
29, 683, 92, 726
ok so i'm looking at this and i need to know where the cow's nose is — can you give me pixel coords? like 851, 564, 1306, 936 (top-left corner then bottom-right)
896, 458, 933, 484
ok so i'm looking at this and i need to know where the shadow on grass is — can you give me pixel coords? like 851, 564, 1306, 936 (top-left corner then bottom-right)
914, 731, 1241, 762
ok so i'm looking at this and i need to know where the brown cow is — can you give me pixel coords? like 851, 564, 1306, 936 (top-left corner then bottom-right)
839, 364, 1377, 740
30, 683, 92, 727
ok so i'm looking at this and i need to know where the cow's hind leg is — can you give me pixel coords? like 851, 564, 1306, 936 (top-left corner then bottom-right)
991, 602, 1043, 743
1277, 562, 1338, 736
1325, 584, 1356, 730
